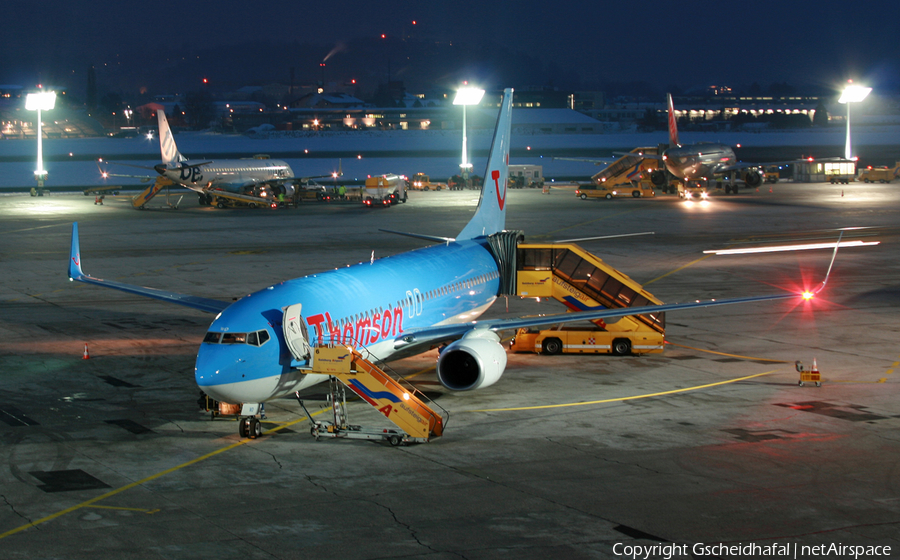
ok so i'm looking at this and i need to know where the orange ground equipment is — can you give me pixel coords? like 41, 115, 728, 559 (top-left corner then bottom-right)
796, 359, 821, 387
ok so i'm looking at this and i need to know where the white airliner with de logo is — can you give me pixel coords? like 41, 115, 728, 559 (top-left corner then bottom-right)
69, 89, 827, 428
154, 109, 323, 205
102, 109, 338, 206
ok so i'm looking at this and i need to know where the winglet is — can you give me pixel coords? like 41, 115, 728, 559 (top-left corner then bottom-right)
667, 93, 680, 148
814, 231, 843, 295
69, 222, 85, 280
457, 88, 514, 241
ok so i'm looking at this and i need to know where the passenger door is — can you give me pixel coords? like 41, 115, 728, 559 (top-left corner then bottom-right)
283, 304, 312, 362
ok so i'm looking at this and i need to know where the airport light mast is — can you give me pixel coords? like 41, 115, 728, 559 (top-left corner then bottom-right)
838, 82, 871, 161
453, 86, 485, 187
25, 90, 56, 194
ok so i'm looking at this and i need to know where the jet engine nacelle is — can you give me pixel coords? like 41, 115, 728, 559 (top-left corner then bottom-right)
436, 330, 508, 391
649, 170, 667, 187
742, 169, 763, 187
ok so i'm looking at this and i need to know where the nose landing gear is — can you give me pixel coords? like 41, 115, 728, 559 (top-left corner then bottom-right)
239, 416, 263, 438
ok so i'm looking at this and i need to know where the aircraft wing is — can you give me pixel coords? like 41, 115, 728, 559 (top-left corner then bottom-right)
391, 292, 796, 355
393, 235, 841, 355
298, 159, 343, 183
552, 157, 613, 166
68, 223, 230, 314
97, 161, 155, 182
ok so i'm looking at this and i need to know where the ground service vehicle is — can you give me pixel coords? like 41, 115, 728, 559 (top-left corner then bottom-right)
508, 165, 544, 188
576, 179, 655, 200
679, 182, 709, 200
410, 173, 446, 190
828, 172, 853, 184
509, 324, 664, 355
857, 163, 899, 183
364, 174, 408, 206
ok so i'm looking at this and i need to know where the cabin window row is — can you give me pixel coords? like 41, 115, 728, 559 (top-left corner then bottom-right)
419, 270, 499, 303
335, 270, 499, 328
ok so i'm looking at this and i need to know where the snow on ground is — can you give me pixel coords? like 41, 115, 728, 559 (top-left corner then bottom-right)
1, 125, 897, 188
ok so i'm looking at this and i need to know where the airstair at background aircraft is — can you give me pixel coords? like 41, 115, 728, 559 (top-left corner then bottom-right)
589, 146, 668, 188
131, 177, 174, 209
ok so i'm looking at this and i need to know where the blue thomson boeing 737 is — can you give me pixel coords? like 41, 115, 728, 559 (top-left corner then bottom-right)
68, 89, 836, 438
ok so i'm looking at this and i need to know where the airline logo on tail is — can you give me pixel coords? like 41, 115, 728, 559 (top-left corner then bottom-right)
493, 169, 505, 210
157, 109, 185, 166
456, 88, 514, 240
667, 93, 680, 148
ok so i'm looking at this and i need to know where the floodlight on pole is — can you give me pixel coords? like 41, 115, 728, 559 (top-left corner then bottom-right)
838, 83, 871, 160
453, 86, 485, 180
25, 91, 57, 189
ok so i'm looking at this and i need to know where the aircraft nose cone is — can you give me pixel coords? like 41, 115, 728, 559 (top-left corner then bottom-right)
194, 344, 217, 385
195, 345, 234, 402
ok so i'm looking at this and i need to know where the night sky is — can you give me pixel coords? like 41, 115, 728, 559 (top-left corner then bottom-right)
3, 0, 899, 96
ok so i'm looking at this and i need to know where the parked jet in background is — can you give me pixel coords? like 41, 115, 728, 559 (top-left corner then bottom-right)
655, 93, 841, 193
100, 109, 341, 206
70, 89, 828, 438
557, 94, 817, 194
658, 93, 761, 192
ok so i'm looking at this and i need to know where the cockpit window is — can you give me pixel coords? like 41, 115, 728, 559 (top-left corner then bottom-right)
204, 330, 270, 346
222, 333, 247, 344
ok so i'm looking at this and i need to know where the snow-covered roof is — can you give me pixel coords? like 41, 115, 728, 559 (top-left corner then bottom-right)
511, 109, 600, 125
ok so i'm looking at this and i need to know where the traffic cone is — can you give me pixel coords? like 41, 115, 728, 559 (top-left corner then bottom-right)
769, 186, 773, 193
841, 190, 844, 197
82, 343, 90, 360
811, 358, 818, 375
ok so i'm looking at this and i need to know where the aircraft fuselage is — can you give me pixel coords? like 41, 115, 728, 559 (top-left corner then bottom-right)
195, 238, 502, 403
663, 143, 735, 181
157, 159, 294, 194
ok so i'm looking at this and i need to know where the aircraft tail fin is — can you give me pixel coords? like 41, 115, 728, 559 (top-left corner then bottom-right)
157, 109, 185, 166
667, 93, 680, 148
457, 88, 514, 241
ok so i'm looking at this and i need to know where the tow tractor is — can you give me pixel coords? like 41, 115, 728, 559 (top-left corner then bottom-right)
679, 181, 710, 201
410, 173, 446, 191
